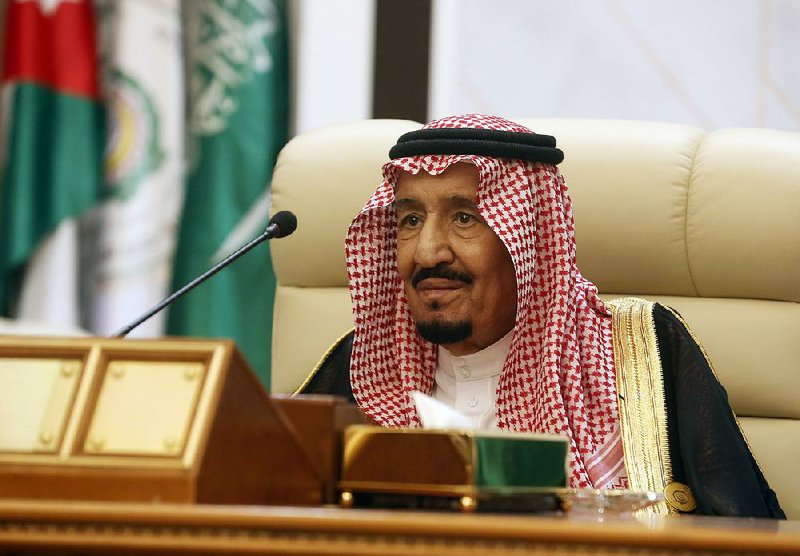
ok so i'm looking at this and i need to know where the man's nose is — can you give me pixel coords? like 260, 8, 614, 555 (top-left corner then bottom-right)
414, 220, 454, 267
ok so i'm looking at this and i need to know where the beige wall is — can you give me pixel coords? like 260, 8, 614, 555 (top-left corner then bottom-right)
430, 0, 800, 132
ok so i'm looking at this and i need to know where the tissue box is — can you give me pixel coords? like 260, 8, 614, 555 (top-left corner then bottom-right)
338, 426, 568, 512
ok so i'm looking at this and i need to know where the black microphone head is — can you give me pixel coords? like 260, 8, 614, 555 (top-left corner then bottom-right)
269, 210, 297, 238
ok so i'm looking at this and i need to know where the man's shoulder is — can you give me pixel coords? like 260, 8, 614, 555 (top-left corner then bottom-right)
605, 296, 706, 355
296, 329, 355, 401
603, 297, 691, 335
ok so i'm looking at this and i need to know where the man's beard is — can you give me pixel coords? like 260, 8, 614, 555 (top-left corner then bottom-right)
415, 319, 472, 345
410, 264, 474, 344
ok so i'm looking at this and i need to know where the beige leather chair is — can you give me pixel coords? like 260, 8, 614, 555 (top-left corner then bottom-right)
270, 118, 800, 519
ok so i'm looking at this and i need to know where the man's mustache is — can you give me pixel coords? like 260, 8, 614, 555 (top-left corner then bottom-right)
411, 265, 473, 288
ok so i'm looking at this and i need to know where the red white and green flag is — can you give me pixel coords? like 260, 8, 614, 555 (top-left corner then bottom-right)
0, 0, 104, 325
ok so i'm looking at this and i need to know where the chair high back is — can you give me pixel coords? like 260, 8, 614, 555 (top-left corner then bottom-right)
270, 118, 800, 519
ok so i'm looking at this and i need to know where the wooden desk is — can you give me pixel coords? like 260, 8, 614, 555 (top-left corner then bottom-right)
0, 499, 798, 555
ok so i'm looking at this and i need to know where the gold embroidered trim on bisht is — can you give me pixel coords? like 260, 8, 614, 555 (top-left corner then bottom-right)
606, 297, 673, 515
292, 328, 355, 397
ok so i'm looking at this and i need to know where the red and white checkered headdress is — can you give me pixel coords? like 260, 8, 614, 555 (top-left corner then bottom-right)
345, 114, 626, 488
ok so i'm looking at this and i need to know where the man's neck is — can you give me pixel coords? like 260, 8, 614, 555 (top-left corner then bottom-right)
440, 326, 515, 356
439, 327, 515, 360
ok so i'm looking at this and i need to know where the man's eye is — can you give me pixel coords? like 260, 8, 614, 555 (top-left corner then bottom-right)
455, 212, 475, 225
399, 214, 421, 227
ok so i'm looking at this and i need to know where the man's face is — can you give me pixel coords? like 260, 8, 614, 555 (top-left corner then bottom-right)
394, 163, 517, 356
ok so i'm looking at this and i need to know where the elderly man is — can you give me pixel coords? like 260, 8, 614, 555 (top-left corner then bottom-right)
299, 114, 784, 518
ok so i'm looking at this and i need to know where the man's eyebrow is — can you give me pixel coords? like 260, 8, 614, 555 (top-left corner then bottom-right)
447, 195, 479, 210
394, 195, 479, 210
394, 198, 421, 210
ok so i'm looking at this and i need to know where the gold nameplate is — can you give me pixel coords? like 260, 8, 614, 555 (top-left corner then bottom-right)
0, 358, 83, 454
84, 361, 205, 456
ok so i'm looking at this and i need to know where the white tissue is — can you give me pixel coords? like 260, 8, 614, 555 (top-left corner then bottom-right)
411, 391, 477, 430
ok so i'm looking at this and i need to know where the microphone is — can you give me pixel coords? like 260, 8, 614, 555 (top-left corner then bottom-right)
263, 209, 297, 238
112, 210, 298, 338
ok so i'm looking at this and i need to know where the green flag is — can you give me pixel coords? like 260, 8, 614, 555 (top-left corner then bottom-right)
0, 0, 105, 320
168, 0, 288, 385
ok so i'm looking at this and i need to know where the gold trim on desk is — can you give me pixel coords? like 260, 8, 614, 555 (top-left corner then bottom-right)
0, 499, 798, 556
